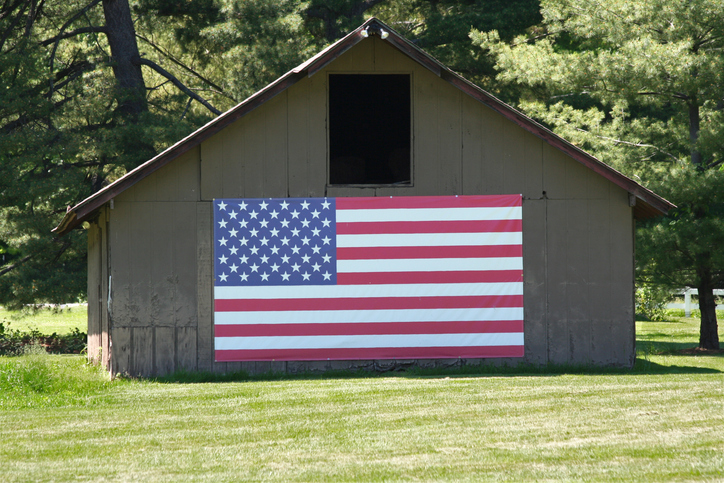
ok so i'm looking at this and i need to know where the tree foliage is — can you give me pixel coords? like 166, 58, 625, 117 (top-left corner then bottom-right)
474, 0, 724, 348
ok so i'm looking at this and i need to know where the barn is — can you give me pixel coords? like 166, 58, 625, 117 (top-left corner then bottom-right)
53, 18, 673, 377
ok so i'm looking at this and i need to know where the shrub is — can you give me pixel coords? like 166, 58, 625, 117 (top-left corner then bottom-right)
0, 322, 87, 356
635, 285, 670, 321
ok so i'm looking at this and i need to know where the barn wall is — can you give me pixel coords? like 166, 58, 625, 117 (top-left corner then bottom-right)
102, 36, 635, 376
108, 147, 201, 376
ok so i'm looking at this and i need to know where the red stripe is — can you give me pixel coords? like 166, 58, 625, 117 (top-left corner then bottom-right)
336, 219, 522, 235
337, 270, 523, 285
215, 295, 523, 312
335, 194, 522, 210
215, 345, 525, 361
215, 320, 524, 337
337, 245, 522, 260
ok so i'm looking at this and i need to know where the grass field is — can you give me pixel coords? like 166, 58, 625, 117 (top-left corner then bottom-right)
0, 305, 86, 335
0, 314, 722, 482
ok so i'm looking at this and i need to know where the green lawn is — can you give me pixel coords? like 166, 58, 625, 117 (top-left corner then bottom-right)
0, 305, 86, 335
0, 315, 722, 482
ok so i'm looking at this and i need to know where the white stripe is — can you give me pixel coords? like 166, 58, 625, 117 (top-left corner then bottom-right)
337, 232, 522, 248
337, 257, 522, 273
215, 307, 524, 325
215, 332, 524, 350
336, 206, 522, 223
215, 282, 524, 300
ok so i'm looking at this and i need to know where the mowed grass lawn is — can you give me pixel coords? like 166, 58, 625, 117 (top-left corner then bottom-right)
0, 313, 722, 482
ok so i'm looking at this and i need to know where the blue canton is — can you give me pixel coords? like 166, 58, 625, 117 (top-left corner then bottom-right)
214, 198, 337, 286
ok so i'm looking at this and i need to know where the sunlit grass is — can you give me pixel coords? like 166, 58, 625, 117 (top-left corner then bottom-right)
0, 305, 86, 335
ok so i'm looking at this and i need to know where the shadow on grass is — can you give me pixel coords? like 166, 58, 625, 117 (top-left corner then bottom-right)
152, 351, 721, 384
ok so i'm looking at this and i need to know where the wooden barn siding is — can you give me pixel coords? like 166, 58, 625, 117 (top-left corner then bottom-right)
101, 37, 634, 375
108, 148, 201, 376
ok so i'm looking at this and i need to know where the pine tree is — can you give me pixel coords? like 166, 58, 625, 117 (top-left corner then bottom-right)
473, 0, 724, 349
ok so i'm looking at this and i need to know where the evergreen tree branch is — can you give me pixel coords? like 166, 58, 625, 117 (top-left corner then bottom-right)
134, 57, 221, 115
49, 0, 102, 95
41, 26, 107, 46
573, 127, 681, 163
135, 33, 234, 102
0, 255, 32, 277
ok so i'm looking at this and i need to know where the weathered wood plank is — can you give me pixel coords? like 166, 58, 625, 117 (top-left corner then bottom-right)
196, 201, 214, 372
132, 327, 154, 376
462, 100, 483, 195
522, 199, 547, 364
177, 326, 197, 372
200, 127, 224, 201
155, 326, 175, 376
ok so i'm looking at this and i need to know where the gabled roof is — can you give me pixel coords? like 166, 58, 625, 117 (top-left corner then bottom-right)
53, 17, 674, 236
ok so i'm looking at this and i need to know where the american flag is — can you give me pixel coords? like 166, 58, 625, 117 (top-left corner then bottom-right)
213, 195, 524, 362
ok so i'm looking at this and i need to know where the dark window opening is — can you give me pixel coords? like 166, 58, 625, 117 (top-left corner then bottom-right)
329, 74, 411, 185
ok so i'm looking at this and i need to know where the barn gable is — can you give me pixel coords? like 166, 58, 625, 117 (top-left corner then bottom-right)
56, 18, 674, 376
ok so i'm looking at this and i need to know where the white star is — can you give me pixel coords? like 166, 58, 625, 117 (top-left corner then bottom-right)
239, 237, 249, 246
260, 254, 269, 264
302, 271, 311, 281
270, 210, 279, 219
321, 199, 331, 209
291, 245, 301, 254
240, 272, 249, 282
218, 237, 228, 246
311, 209, 320, 218
312, 263, 321, 272
322, 236, 331, 245
259, 200, 269, 210
270, 245, 280, 255
250, 263, 259, 272
281, 272, 291, 281
270, 228, 280, 237
239, 201, 248, 211
301, 236, 310, 245
322, 271, 332, 280
217, 201, 227, 211
301, 254, 311, 263
219, 272, 228, 282
229, 246, 239, 255
281, 236, 290, 246
229, 228, 238, 237
249, 228, 259, 237
291, 209, 300, 219
229, 263, 238, 273
311, 228, 321, 237
300, 200, 310, 210
312, 245, 321, 254
280, 200, 290, 210
260, 237, 269, 246
228, 210, 238, 219
291, 228, 300, 237
239, 254, 249, 264
249, 210, 258, 219
301, 219, 311, 228
281, 254, 290, 264
218, 219, 228, 228
239, 219, 248, 228
322, 254, 331, 263
291, 263, 301, 272
271, 263, 280, 272
322, 218, 331, 227
260, 272, 270, 281
250, 246, 259, 255
280, 219, 290, 228
259, 219, 269, 228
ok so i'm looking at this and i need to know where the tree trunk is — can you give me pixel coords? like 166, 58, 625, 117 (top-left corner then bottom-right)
102, 0, 147, 116
697, 268, 720, 350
